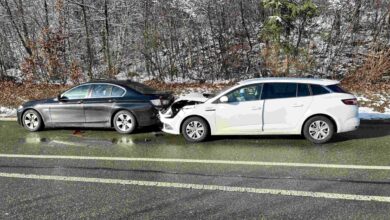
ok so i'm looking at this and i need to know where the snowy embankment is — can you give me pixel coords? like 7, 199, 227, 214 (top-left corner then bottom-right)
0, 107, 16, 118
358, 107, 390, 120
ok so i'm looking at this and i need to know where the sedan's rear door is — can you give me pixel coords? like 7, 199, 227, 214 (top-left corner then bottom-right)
83, 84, 126, 126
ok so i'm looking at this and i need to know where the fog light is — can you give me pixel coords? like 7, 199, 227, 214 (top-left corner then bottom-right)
164, 123, 173, 130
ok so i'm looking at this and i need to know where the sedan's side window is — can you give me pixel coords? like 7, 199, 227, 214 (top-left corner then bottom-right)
62, 85, 91, 100
225, 84, 261, 103
111, 86, 126, 97
91, 84, 112, 98
262, 83, 297, 99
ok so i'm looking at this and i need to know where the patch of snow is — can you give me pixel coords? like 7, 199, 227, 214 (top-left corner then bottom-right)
0, 107, 16, 117
359, 107, 390, 120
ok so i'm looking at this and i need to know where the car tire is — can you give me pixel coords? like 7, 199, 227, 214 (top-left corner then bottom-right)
181, 116, 209, 143
22, 109, 43, 132
113, 110, 137, 134
303, 116, 335, 144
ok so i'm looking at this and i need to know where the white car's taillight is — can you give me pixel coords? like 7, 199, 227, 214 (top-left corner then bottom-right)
342, 98, 358, 105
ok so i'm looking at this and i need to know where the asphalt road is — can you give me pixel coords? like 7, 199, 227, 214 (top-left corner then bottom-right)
0, 120, 389, 219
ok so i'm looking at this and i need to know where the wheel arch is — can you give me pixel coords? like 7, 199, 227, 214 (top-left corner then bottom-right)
179, 115, 211, 135
301, 113, 338, 135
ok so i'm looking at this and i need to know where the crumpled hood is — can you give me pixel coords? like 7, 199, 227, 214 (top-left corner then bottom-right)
173, 92, 209, 103
160, 92, 209, 118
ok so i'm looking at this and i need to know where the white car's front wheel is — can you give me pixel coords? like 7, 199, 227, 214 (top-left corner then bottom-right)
303, 116, 335, 144
181, 117, 209, 143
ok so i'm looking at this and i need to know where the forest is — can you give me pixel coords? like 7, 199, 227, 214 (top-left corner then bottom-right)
0, 0, 389, 88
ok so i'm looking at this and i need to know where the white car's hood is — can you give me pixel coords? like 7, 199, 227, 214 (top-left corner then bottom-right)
160, 93, 209, 118
174, 92, 209, 103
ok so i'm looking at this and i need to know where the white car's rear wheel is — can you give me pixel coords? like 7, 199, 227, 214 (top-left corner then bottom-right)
303, 116, 334, 144
181, 117, 209, 142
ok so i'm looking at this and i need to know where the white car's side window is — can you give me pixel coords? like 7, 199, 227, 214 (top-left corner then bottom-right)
225, 84, 261, 103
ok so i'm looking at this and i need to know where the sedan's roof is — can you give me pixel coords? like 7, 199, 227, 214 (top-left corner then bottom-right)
239, 77, 339, 86
86, 80, 160, 94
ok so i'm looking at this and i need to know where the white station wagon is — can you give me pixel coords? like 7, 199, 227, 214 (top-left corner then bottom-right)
159, 78, 360, 144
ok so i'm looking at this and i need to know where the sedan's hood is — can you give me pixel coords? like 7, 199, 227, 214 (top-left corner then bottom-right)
23, 98, 54, 107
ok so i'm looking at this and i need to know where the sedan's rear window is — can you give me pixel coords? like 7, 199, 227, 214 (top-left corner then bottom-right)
326, 84, 349, 93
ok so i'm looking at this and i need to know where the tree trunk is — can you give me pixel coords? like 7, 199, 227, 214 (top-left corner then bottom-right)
81, 0, 93, 79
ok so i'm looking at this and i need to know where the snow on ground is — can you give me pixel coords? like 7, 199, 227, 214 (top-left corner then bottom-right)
358, 107, 390, 120
0, 107, 16, 118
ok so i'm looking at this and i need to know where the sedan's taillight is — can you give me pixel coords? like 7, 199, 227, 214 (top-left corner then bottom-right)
342, 98, 358, 105
150, 99, 171, 107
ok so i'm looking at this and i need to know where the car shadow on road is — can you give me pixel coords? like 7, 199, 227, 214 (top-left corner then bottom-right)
207, 120, 390, 144
45, 125, 162, 135
330, 120, 390, 143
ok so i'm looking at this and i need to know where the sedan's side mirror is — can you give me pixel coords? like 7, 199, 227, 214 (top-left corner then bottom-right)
219, 96, 228, 103
58, 94, 68, 102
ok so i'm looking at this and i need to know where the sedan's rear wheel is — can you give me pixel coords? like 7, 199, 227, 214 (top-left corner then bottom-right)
181, 116, 209, 143
303, 116, 334, 144
113, 110, 137, 134
22, 109, 43, 132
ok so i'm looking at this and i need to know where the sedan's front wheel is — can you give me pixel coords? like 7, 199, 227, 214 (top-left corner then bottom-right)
113, 110, 137, 134
181, 116, 209, 143
303, 116, 335, 144
22, 109, 43, 132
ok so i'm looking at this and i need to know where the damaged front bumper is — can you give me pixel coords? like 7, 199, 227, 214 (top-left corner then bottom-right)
158, 92, 210, 135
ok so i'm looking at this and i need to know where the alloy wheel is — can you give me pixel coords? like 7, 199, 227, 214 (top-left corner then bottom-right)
24, 112, 39, 130
115, 113, 133, 132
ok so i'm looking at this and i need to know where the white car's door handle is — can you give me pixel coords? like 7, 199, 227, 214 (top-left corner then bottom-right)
292, 104, 304, 107
251, 106, 262, 110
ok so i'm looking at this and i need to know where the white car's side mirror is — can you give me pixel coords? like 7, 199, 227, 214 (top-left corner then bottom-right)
219, 96, 228, 103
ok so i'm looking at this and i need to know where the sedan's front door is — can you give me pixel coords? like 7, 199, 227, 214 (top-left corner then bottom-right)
83, 84, 120, 126
50, 84, 91, 125
214, 84, 263, 135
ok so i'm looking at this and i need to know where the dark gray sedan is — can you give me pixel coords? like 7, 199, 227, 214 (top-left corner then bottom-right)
17, 80, 173, 134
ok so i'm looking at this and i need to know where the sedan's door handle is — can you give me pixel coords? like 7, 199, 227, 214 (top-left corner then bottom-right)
77, 100, 83, 104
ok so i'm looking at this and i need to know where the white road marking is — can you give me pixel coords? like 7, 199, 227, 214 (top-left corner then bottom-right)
1, 154, 390, 170
0, 172, 390, 203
